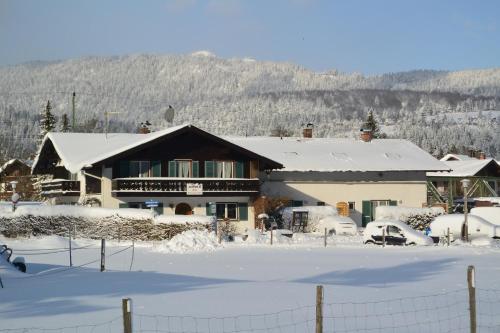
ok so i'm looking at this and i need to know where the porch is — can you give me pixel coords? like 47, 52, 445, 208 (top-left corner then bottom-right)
111, 178, 260, 197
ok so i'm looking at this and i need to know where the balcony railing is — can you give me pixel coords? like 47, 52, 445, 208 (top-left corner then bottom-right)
41, 179, 80, 197
112, 178, 260, 196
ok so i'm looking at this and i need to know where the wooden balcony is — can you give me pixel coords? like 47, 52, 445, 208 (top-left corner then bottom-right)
112, 178, 260, 197
41, 180, 80, 197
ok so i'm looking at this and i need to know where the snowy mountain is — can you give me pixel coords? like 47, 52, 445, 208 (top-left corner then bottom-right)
0, 53, 499, 161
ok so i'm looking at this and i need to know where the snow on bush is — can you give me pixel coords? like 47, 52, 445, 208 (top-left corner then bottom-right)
375, 206, 445, 230
280, 206, 339, 232
152, 230, 220, 253
0, 204, 213, 241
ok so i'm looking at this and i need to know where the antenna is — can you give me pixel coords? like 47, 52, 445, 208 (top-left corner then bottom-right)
104, 100, 122, 139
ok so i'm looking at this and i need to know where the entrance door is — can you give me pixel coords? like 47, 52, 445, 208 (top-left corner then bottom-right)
175, 203, 193, 215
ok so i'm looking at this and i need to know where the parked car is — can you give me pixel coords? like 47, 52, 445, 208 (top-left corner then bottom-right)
363, 220, 433, 246
318, 216, 358, 235
430, 214, 500, 240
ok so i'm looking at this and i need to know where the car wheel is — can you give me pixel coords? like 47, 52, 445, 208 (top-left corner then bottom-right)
329, 229, 336, 236
408, 242, 417, 246
364, 240, 375, 245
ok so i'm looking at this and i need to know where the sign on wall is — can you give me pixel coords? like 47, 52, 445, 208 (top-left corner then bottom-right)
186, 183, 203, 195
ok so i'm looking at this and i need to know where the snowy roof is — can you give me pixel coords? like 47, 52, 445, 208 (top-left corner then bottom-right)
440, 154, 476, 161
224, 137, 449, 172
33, 124, 448, 174
33, 124, 189, 173
427, 158, 499, 177
0, 159, 29, 176
0, 159, 17, 175
32, 124, 282, 174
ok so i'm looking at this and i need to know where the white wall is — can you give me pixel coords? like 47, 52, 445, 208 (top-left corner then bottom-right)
262, 180, 427, 226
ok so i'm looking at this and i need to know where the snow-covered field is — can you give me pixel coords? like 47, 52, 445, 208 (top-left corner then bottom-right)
1, 231, 500, 332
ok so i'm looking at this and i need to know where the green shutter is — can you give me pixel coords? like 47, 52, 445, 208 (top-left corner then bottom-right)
205, 161, 214, 177
192, 161, 199, 177
119, 161, 129, 178
206, 203, 215, 216
119, 203, 129, 208
389, 200, 398, 206
168, 161, 176, 177
152, 160, 162, 177
238, 203, 248, 221
362, 200, 372, 227
235, 162, 244, 178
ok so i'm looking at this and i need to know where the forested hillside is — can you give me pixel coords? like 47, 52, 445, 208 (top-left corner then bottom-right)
0, 52, 499, 161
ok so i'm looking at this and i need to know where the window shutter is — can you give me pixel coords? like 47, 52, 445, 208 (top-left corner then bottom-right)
192, 161, 199, 177
206, 203, 213, 216
205, 161, 214, 177
119, 203, 129, 208
235, 162, 244, 178
389, 200, 398, 206
362, 200, 372, 227
154, 203, 164, 215
152, 161, 162, 177
119, 161, 129, 178
168, 161, 176, 177
238, 203, 248, 221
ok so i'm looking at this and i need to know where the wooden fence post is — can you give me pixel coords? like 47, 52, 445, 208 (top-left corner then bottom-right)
324, 228, 327, 247
69, 225, 73, 267
467, 265, 477, 333
316, 285, 323, 333
270, 228, 273, 245
100, 239, 105, 272
382, 228, 386, 247
122, 298, 132, 333
447, 228, 450, 246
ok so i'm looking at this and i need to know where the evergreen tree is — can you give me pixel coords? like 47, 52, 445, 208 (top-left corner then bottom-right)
363, 109, 386, 138
39, 100, 56, 142
60, 113, 70, 132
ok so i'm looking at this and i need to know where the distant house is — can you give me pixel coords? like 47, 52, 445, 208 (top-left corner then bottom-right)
33, 124, 448, 229
32, 125, 282, 231
228, 129, 448, 226
427, 154, 500, 211
0, 159, 35, 201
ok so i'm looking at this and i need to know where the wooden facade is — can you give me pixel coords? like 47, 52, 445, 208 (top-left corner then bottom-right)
0, 159, 35, 201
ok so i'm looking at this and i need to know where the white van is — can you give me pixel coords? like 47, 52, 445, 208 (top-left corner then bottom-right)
430, 214, 500, 240
470, 207, 500, 226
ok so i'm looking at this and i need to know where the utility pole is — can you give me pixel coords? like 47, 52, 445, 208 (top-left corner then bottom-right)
71, 92, 76, 130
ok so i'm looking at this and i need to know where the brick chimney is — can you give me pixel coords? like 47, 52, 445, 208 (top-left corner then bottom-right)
478, 151, 486, 160
360, 128, 373, 142
302, 123, 313, 138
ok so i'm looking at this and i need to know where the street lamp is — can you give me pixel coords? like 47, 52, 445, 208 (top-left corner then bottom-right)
460, 178, 471, 242
10, 181, 19, 212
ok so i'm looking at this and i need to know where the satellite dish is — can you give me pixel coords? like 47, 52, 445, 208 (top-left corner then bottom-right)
164, 105, 175, 123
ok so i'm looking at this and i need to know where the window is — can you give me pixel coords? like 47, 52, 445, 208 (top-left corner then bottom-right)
216, 203, 238, 220
348, 202, 355, 210
317, 201, 325, 206
129, 161, 150, 178
168, 160, 199, 178
205, 161, 244, 178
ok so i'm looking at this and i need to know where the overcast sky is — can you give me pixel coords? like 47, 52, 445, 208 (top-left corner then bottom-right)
1, 0, 499, 74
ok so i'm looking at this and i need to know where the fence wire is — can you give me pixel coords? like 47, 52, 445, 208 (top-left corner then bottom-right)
1, 288, 500, 333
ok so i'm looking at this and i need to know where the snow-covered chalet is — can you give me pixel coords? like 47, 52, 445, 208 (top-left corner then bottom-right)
32, 124, 448, 229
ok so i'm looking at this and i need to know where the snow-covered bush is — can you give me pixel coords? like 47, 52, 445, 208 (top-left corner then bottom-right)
0, 206, 213, 240
404, 212, 443, 231
375, 206, 445, 230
